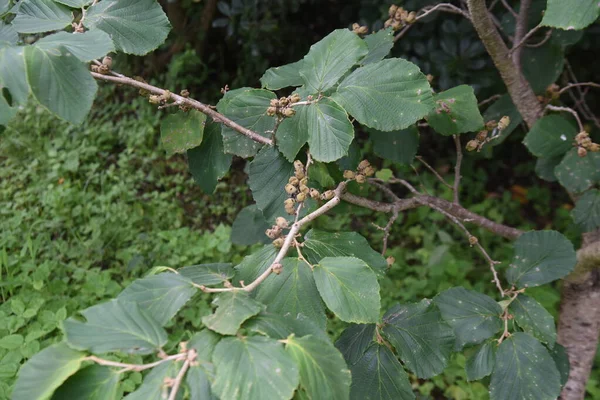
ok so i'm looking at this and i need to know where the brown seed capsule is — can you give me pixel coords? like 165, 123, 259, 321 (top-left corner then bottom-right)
581, 137, 593, 147
272, 262, 283, 275
578, 146, 588, 158
310, 188, 320, 199
285, 205, 296, 215
296, 192, 306, 202
343, 170, 356, 179
356, 25, 369, 35
498, 116, 511, 130
589, 143, 600, 152
475, 130, 488, 142
279, 97, 290, 106
466, 140, 479, 152
267, 106, 277, 116
468, 236, 478, 246
102, 56, 112, 68
358, 159, 370, 170
485, 120, 497, 130
355, 174, 366, 183
148, 95, 162, 104
389, 4, 398, 17
426, 74, 434, 83
405, 11, 416, 23
282, 108, 296, 117
276, 217, 288, 229
295, 170, 305, 180
270, 99, 279, 107
273, 238, 285, 248
180, 89, 190, 98
300, 177, 308, 186
363, 166, 375, 177
299, 184, 310, 194
288, 176, 299, 186
284, 198, 296, 207
294, 160, 304, 170
386, 256, 395, 267
384, 18, 393, 28
352, 23, 360, 30
321, 190, 335, 200
285, 184, 298, 195
395, 8, 405, 21
290, 93, 301, 103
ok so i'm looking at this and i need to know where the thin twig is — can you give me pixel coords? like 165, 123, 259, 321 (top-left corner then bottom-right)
546, 104, 584, 131
394, 3, 470, 42
558, 82, 600, 96
167, 358, 192, 400
500, 0, 518, 17
380, 207, 399, 255
512, 0, 531, 67
478, 94, 502, 107
453, 135, 463, 204
415, 156, 453, 190
85, 353, 186, 372
526, 29, 552, 48
510, 23, 542, 55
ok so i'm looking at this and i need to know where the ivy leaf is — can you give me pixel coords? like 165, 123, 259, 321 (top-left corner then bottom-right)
506, 230, 577, 288
24, 45, 98, 125
51, 365, 119, 400
571, 189, 600, 232
202, 291, 264, 335
231, 204, 271, 245
335, 58, 434, 132
85, 0, 171, 56
124, 360, 180, 400
260, 60, 304, 90
535, 155, 562, 182
313, 257, 381, 324
248, 146, 294, 222
335, 324, 376, 366
216, 88, 275, 158
541, 0, 600, 30
35, 31, 114, 62
303, 229, 388, 276
160, 110, 206, 156
233, 245, 277, 285
382, 300, 455, 378
212, 336, 300, 400
117, 272, 197, 326
434, 287, 503, 349
285, 335, 351, 400
426, 85, 484, 135
550, 343, 570, 387
254, 258, 327, 329
361, 28, 394, 65
509, 294, 556, 347
465, 340, 496, 382
187, 121, 233, 193
555, 148, 600, 193
490, 333, 561, 400
0, 46, 29, 107
370, 126, 419, 164
349, 343, 415, 400
62, 299, 168, 354
178, 263, 234, 286
12, 0, 72, 33
12, 343, 85, 400
482, 94, 522, 145
300, 28, 368, 93
306, 98, 354, 162
276, 102, 309, 161
245, 312, 331, 344
523, 115, 576, 159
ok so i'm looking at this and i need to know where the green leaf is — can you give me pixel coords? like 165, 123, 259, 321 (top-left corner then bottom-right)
335, 324, 376, 366
370, 126, 419, 164
12, 0, 71, 33
24, 45, 98, 125
303, 229, 388, 276
233, 245, 277, 285
349, 343, 415, 400
524, 115, 576, 158
160, 110, 206, 156
124, 360, 180, 400
0, 23, 18, 46
335, 58, 434, 131
248, 146, 294, 221
276, 102, 309, 161
187, 121, 233, 194
117, 272, 197, 326
254, 258, 327, 329
482, 94, 522, 145
212, 336, 300, 400
434, 287, 503, 349
313, 256, 380, 323
521, 41, 565, 93
85, 0, 171, 56
51, 365, 119, 400
245, 312, 331, 343
12, 343, 85, 400
187, 364, 217, 400
300, 29, 368, 93
426, 85, 484, 135
54, 0, 93, 7
555, 148, 600, 193
375, 168, 393, 182
188, 329, 221, 361
572, 189, 600, 232
509, 294, 556, 347
0, 334, 23, 349
260, 60, 304, 90
0, 46, 29, 106
202, 291, 263, 335
216, 88, 275, 157
541, 0, 600, 30
361, 28, 394, 65
35, 31, 114, 62
306, 98, 354, 162
535, 155, 562, 182
309, 162, 336, 188
506, 230, 577, 288
178, 263, 234, 286
550, 343, 570, 387
231, 204, 271, 245
382, 300, 455, 378
465, 340, 495, 382
490, 333, 561, 400
63, 299, 168, 354
285, 335, 351, 400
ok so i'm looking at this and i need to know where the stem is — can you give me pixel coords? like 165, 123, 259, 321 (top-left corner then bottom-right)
415, 156, 453, 190
85, 353, 185, 372
167, 358, 191, 400
512, 0, 532, 68
546, 104, 584, 131
453, 135, 463, 204
558, 82, 600, 96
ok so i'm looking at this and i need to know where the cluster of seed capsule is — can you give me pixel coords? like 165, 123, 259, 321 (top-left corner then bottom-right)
575, 131, 600, 157
466, 116, 510, 152
351, 23, 369, 35
267, 94, 301, 118
283, 160, 334, 215
265, 217, 290, 248
343, 159, 375, 183
384, 5, 416, 31
90, 56, 112, 75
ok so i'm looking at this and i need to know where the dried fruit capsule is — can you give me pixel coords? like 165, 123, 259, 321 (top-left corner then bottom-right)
285, 184, 298, 195
299, 184, 310, 194
284, 198, 296, 207
386, 256, 395, 267
296, 192, 306, 202
270, 99, 279, 107
276, 217, 288, 229
273, 238, 284, 248
102, 56, 112, 68
321, 190, 335, 200
294, 160, 304, 170
498, 116, 511, 130
578, 147, 588, 157
466, 140, 479, 152
283, 108, 296, 117
294, 170, 305, 180
279, 97, 290, 106
475, 130, 488, 142
267, 106, 277, 116
355, 174, 366, 183
363, 166, 375, 177
358, 159, 370, 170
290, 93, 301, 103
288, 176, 299, 186
343, 170, 356, 179
272, 262, 283, 275
589, 143, 600, 152
468, 236, 478, 246
310, 188, 320, 199
389, 4, 398, 17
